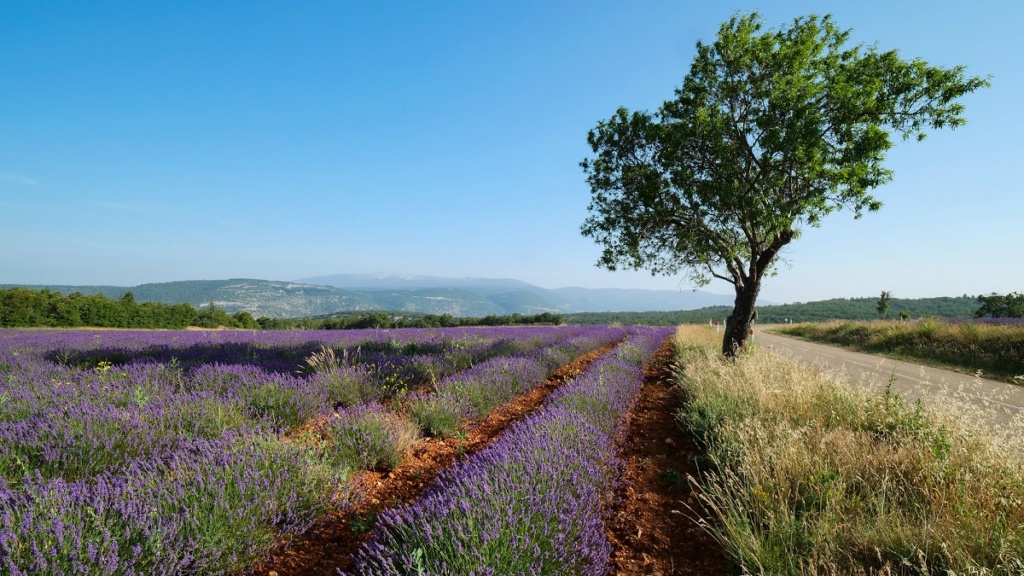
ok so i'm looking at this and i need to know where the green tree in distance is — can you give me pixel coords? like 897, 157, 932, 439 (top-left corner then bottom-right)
580, 12, 988, 356
877, 290, 892, 319
974, 292, 1024, 318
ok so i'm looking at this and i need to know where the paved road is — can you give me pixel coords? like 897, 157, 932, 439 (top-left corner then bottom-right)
755, 330, 1024, 430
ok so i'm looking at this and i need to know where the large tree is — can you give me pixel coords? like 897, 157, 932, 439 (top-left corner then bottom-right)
581, 12, 988, 355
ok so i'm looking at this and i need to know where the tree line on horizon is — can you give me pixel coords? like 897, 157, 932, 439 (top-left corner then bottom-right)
0, 288, 257, 329
1, 287, 1016, 330
564, 295, 1001, 326
0, 287, 563, 330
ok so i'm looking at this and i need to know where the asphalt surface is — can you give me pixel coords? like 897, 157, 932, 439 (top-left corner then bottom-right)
755, 329, 1024, 430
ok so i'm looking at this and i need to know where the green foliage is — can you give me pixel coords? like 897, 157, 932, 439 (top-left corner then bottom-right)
975, 292, 1024, 318
581, 11, 988, 354
322, 410, 420, 472
238, 381, 317, 432
0, 287, 198, 329
194, 303, 246, 329
408, 396, 463, 438
565, 295, 979, 325
320, 371, 383, 407
349, 508, 379, 537
658, 467, 681, 485
232, 310, 258, 329
876, 290, 892, 319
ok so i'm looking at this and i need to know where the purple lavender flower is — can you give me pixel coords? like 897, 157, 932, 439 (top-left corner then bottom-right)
349, 329, 671, 575
0, 325, 665, 574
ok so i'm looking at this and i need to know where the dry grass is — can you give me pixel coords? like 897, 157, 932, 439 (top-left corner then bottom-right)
674, 325, 1024, 575
297, 344, 343, 376
776, 320, 1024, 383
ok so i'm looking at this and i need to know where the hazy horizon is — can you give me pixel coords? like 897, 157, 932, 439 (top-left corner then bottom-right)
2, 271, 988, 305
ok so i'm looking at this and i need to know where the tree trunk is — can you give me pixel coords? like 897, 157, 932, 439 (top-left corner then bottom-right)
722, 280, 761, 357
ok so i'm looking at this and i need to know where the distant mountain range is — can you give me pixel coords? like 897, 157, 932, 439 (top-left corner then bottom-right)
3, 274, 734, 318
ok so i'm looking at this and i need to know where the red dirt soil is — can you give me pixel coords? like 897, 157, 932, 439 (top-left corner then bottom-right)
248, 338, 732, 575
606, 340, 732, 575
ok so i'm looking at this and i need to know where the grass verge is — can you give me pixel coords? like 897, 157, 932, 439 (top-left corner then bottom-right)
773, 320, 1024, 384
674, 325, 1024, 575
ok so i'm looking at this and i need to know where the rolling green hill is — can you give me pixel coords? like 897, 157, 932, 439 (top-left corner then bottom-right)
2, 276, 734, 317
2, 278, 982, 323
563, 296, 981, 325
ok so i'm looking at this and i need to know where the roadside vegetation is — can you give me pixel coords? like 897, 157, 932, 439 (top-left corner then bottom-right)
775, 320, 1024, 383
674, 325, 1024, 575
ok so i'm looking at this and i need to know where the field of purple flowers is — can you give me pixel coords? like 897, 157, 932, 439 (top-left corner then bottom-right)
349, 326, 673, 575
0, 325, 637, 575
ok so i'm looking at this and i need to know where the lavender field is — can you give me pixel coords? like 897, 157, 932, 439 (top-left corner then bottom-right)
0, 325, 666, 575
349, 326, 673, 574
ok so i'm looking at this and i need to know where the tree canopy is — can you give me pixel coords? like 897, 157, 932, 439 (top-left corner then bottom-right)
581, 12, 988, 354
876, 290, 892, 319
974, 292, 1024, 319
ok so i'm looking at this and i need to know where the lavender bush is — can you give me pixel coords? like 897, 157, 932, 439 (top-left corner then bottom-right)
323, 403, 421, 472
1, 433, 345, 575
351, 408, 616, 576
349, 326, 673, 575
403, 326, 629, 438
307, 364, 381, 407
407, 356, 547, 437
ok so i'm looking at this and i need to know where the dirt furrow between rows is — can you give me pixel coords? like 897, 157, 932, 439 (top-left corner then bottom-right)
249, 339, 625, 576
606, 339, 731, 575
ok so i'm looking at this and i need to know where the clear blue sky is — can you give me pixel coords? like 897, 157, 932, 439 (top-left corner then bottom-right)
2, 1, 1020, 303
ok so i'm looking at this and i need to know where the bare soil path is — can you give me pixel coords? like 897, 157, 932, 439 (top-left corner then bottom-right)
607, 340, 732, 575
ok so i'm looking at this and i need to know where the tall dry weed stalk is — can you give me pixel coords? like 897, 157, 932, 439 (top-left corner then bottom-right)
298, 344, 360, 376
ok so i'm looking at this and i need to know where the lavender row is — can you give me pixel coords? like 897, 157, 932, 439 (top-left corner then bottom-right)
316, 325, 628, 471
0, 326, 625, 574
0, 327, 599, 486
0, 325, 594, 422
348, 326, 673, 575
405, 325, 628, 437
305, 324, 607, 404
0, 326, 580, 376
1, 433, 345, 575
0, 326, 511, 358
